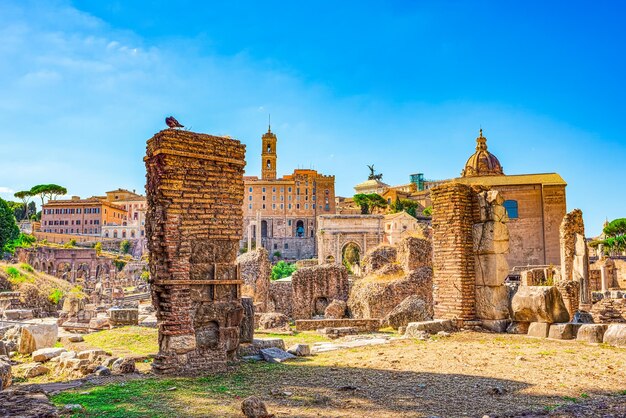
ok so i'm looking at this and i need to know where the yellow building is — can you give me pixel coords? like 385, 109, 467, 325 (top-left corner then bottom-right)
242, 126, 336, 259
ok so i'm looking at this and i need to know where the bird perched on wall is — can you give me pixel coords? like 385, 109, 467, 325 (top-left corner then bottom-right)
165, 116, 184, 128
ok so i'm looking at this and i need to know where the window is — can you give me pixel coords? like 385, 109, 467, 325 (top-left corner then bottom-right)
284, 243, 289, 249
262, 204, 266, 209
249, 196, 252, 201
288, 220, 292, 226
272, 187, 276, 193
272, 204, 276, 209
503, 200, 519, 219
249, 204, 252, 209
288, 187, 292, 193
249, 187, 253, 193
262, 187, 266, 193
280, 204, 284, 209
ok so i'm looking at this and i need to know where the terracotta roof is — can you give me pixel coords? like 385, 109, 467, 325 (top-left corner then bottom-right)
454, 172, 567, 187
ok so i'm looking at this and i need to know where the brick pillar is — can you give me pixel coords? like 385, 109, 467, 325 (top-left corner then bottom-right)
431, 183, 477, 321
145, 129, 246, 374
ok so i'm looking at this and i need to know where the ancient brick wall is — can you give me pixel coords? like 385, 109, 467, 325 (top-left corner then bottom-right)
291, 265, 349, 319
145, 129, 246, 374
431, 183, 477, 320
590, 297, 626, 323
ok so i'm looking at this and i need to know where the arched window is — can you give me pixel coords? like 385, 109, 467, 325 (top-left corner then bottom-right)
503, 200, 519, 219
266, 159, 271, 168
296, 220, 304, 238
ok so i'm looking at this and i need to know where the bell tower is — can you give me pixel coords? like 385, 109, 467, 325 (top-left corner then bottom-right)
261, 122, 277, 180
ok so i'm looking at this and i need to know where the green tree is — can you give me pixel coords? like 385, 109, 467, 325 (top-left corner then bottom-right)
27, 202, 36, 220
120, 240, 131, 254
0, 198, 20, 253
423, 206, 433, 217
30, 184, 67, 208
271, 261, 297, 280
601, 218, 626, 254
7, 201, 24, 221
14, 190, 33, 220
353, 193, 388, 214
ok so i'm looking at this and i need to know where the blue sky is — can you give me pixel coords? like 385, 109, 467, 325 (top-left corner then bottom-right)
0, 1, 624, 236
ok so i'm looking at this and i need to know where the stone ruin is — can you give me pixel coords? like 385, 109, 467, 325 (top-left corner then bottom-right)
348, 236, 433, 327
291, 264, 349, 320
557, 208, 590, 317
237, 248, 271, 313
145, 128, 246, 374
429, 183, 510, 330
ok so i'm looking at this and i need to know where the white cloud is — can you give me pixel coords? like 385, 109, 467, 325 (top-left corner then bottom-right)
0, 187, 15, 194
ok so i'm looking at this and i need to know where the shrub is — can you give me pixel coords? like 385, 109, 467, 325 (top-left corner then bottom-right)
20, 263, 34, 273
3, 233, 36, 254
271, 261, 297, 280
140, 271, 150, 282
113, 259, 127, 271
94, 241, 102, 255
273, 251, 282, 259
48, 288, 64, 304
64, 239, 77, 248
4, 266, 32, 285
120, 240, 131, 254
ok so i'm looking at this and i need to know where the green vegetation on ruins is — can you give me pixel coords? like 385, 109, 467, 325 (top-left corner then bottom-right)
270, 260, 297, 280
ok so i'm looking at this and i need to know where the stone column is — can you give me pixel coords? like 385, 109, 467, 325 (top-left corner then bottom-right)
601, 258, 616, 292
473, 190, 511, 330
145, 129, 246, 374
558, 209, 590, 314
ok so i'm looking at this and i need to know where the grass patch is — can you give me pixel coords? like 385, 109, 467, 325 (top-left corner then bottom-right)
51, 362, 283, 417
19, 263, 34, 273
3, 266, 34, 285
81, 327, 158, 357
537, 350, 557, 356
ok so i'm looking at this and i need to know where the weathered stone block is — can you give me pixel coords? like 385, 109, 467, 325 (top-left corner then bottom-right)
0, 359, 11, 390
506, 321, 530, 334
475, 253, 509, 286
405, 319, 454, 336
324, 299, 347, 319
383, 295, 431, 330
511, 286, 570, 323
603, 324, 626, 347
18, 324, 58, 354
108, 308, 139, 326
240, 297, 254, 344
548, 323, 578, 340
32, 348, 66, 363
576, 324, 607, 344
287, 344, 311, 357
260, 347, 296, 363
481, 319, 510, 333
527, 322, 550, 338
475, 285, 509, 320
473, 222, 509, 254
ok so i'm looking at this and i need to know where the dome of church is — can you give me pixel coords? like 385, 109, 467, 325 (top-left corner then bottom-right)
461, 129, 504, 177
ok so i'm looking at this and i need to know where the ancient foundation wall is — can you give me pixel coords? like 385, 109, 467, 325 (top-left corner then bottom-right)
559, 209, 590, 312
145, 129, 246, 374
268, 280, 293, 318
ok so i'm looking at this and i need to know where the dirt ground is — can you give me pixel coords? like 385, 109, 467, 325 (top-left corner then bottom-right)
47, 331, 626, 417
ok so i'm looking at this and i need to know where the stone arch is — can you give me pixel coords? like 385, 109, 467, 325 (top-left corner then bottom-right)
341, 242, 362, 274
75, 263, 90, 282
47, 261, 54, 275
261, 220, 268, 238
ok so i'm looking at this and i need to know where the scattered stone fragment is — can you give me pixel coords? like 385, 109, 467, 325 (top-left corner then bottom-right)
436, 331, 451, 337
287, 344, 311, 357
324, 299, 348, 319
506, 321, 530, 334
405, 319, 453, 336
23, 363, 50, 378
259, 347, 296, 363
0, 358, 11, 390
241, 396, 273, 418
94, 366, 111, 376
548, 323, 579, 340
63, 404, 84, 413
32, 348, 66, 363
68, 335, 84, 343
318, 327, 358, 339
112, 358, 136, 374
